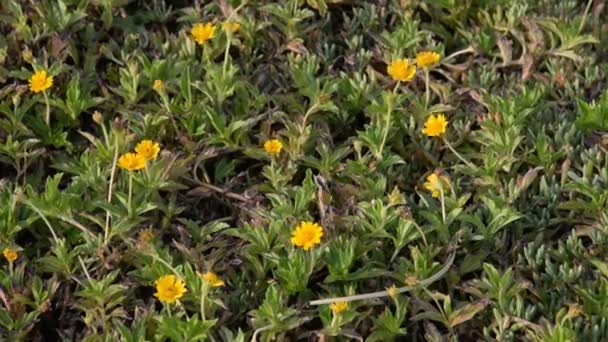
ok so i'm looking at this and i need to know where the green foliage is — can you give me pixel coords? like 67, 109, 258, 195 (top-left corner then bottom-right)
576, 90, 608, 132
0, 0, 606, 340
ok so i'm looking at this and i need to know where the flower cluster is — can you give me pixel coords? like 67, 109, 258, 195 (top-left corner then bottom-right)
387, 50, 441, 83
153, 271, 225, 305
190, 21, 240, 45
118, 140, 161, 172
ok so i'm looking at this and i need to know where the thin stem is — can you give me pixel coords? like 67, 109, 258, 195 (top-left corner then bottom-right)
59, 216, 96, 239
295, 101, 320, 156
200, 282, 208, 320
421, 286, 454, 337
378, 82, 400, 159
251, 325, 272, 342
220, 2, 246, 82
128, 173, 133, 218
104, 143, 119, 244
579, 0, 594, 33
302, 101, 320, 127
78, 256, 93, 283
443, 138, 476, 169
225, 2, 246, 23
442, 46, 476, 63
222, 31, 231, 78
163, 303, 173, 317
148, 251, 182, 279
43, 91, 50, 126
409, 220, 429, 247
330, 312, 338, 329
440, 188, 446, 224
424, 69, 430, 110
309, 251, 456, 305
24, 199, 60, 244
161, 94, 179, 134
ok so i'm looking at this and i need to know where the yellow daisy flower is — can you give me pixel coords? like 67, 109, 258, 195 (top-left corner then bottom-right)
201, 272, 225, 287
29, 70, 53, 93
387, 59, 416, 82
330, 301, 348, 314
422, 113, 448, 137
153, 80, 163, 91
263, 139, 283, 155
416, 51, 441, 69
134, 140, 161, 161
3, 248, 18, 263
290, 221, 323, 250
154, 275, 187, 304
424, 172, 450, 198
191, 23, 216, 45
117, 152, 146, 171
222, 21, 240, 33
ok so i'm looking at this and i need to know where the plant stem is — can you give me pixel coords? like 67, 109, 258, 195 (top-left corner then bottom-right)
309, 251, 456, 305
424, 69, 430, 110
440, 188, 446, 224
579, 0, 594, 33
378, 82, 400, 159
24, 198, 60, 244
43, 91, 50, 126
443, 138, 476, 169
147, 251, 184, 281
104, 143, 119, 245
222, 31, 231, 79
128, 173, 133, 218
200, 283, 208, 321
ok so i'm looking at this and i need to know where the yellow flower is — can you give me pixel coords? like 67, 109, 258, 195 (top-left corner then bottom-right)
222, 21, 240, 33
416, 51, 441, 69
3, 248, 18, 263
386, 285, 399, 299
387, 59, 416, 82
191, 23, 216, 44
154, 275, 187, 304
29, 70, 53, 93
263, 139, 283, 155
405, 275, 418, 287
388, 187, 405, 206
117, 152, 146, 171
201, 272, 225, 287
422, 113, 448, 137
330, 301, 348, 314
424, 172, 450, 198
153, 79, 163, 91
290, 221, 323, 250
135, 140, 160, 161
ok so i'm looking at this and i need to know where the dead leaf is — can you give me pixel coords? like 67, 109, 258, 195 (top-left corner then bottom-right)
449, 299, 488, 328
497, 38, 513, 66
521, 54, 535, 80
285, 40, 309, 55
517, 166, 543, 192
51, 35, 68, 57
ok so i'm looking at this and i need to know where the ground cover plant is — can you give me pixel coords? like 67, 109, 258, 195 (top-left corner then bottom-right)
0, 0, 608, 340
